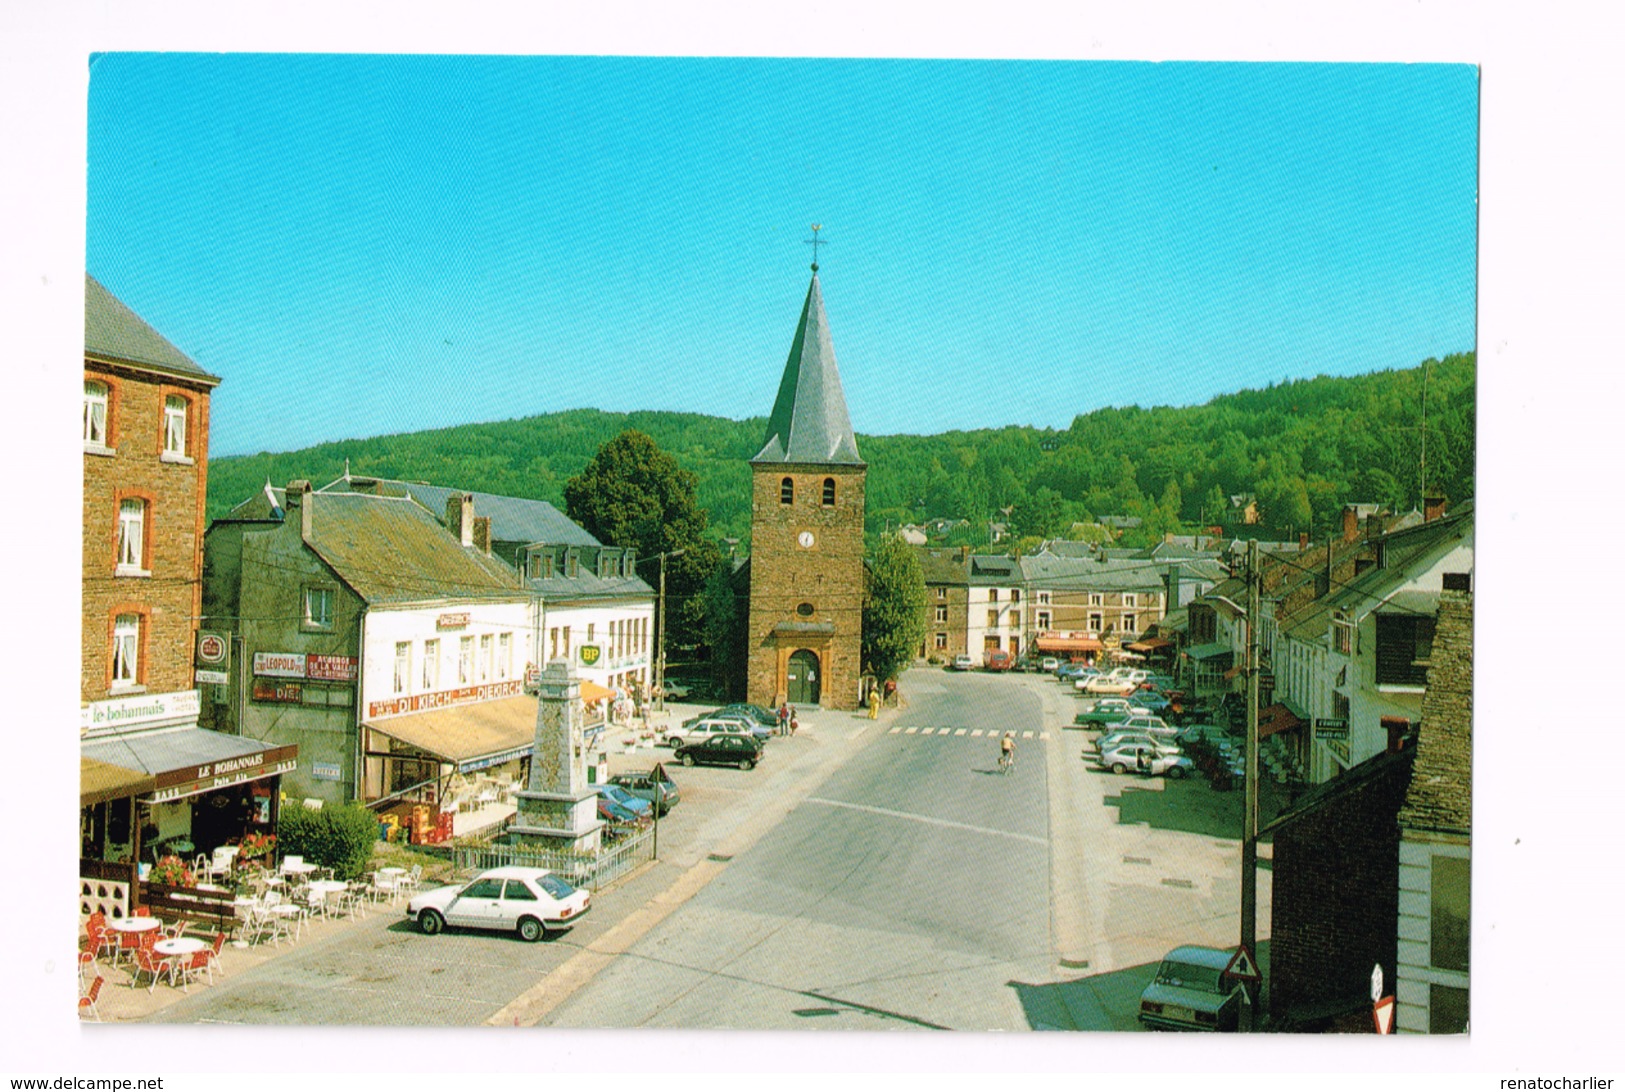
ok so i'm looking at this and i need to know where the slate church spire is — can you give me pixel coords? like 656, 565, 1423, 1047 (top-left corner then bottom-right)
752, 272, 864, 467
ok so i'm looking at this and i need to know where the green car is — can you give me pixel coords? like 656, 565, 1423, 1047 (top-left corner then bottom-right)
1072, 697, 1151, 728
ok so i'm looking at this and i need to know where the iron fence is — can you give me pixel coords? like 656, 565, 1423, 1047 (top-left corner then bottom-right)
450, 827, 654, 892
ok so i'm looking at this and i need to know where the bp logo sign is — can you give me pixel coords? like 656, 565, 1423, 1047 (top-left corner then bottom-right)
578, 644, 601, 666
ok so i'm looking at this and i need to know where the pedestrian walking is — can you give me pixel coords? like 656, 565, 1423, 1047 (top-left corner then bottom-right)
867, 688, 880, 719
777, 703, 789, 736
789, 707, 799, 735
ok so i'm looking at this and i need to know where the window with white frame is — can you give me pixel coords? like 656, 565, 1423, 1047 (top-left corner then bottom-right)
935, 605, 948, 623
394, 642, 411, 694
1089, 593, 1103, 606
304, 587, 333, 628
1123, 593, 1137, 608
498, 633, 512, 679
1088, 612, 1104, 631
1037, 610, 1051, 629
84, 381, 109, 447
163, 395, 188, 458
111, 613, 140, 688
935, 633, 948, 649
459, 636, 473, 683
1038, 591, 1051, 605
935, 587, 946, 599
116, 498, 147, 573
422, 638, 440, 690
1122, 613, 1137, 634
479, 634, 493, 681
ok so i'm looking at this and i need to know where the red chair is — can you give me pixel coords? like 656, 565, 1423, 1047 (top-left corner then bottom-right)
133, 906, 152, 917
85, 918, 118, 964
78, 976, 104, 1021
130, 946, 169, 993
176, 938, 222, 991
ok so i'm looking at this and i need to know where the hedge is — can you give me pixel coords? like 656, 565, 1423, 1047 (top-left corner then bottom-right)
276, 802, 379, 880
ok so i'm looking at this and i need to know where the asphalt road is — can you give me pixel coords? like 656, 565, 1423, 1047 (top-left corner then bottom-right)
540, 669, 1058, 1031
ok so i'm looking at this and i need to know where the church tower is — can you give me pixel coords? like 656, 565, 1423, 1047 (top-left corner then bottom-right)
746, 263, 866, 710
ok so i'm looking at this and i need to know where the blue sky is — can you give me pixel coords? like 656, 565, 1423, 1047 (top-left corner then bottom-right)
86, 55, 1477, 457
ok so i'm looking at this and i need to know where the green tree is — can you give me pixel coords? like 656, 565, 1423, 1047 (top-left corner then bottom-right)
563, 430, 723, 651
862, 535, 927, 683
699, 563, 748, 700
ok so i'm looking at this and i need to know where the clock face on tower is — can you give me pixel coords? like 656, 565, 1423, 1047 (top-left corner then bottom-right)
798, 531, 815, 549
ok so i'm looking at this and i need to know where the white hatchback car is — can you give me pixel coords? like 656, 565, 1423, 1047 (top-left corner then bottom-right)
407, 865, 590, 942
664, 716, 759, 748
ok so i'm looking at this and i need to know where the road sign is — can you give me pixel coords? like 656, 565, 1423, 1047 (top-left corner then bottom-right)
1221, 944, 1261, 983
1371, 963, 1384, 1003
1373, 994, 1395, 1034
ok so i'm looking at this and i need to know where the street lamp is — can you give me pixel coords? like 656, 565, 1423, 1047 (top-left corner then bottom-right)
635, 549, 686, 711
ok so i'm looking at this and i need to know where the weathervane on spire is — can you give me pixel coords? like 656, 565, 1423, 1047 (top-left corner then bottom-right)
805, 223, 827, 272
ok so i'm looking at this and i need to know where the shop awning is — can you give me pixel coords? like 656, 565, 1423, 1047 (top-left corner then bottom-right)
1259, 703, 1307, 738
1036, 634, 1103, 653
81, 727, 298, 806
80, 756, 156, 807
1183, 641, 1234, 662
367, 695, 538, 774
580, 680, 614, 703
1125, 637, 1172, 652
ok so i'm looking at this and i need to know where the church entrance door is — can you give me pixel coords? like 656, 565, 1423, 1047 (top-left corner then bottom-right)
787, 649, 821, 705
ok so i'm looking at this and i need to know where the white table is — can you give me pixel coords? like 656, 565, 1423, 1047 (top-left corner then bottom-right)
106, 916, 162, 963
376, 866, 406, 878
154, 936, 207, 988
280, 861, 318, 877
307, 879, 347, 914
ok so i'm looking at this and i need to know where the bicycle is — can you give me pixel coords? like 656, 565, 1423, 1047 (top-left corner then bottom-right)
998, 747, 1016, 774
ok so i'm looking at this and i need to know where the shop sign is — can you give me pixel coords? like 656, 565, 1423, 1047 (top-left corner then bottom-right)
311, 761, 342, 781
252, 679, 303, 703
195, 632, 230, 685
253, 651, 307, 678
1314, 718, 1349, 740
437, 612, 471, 630
305, 654, 358, 682
81, 689, 200, 733
367, 678, 524, 719
148, 748, 299, 804
579, 644, 602, 666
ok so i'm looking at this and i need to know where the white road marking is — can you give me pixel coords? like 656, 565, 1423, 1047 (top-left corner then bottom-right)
1040, 732, 1050, 741
888, 726, 902, 734
805, 797, 1048, 845
904, 726, 919, 734
1022, 731, 1034, 739
954, 728, 967, 736
919, 727, 935, 735
971, 729, 985, 737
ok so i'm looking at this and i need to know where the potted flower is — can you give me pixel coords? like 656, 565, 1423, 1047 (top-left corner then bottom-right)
149, 854, 196, 888
235, 831, 276, 866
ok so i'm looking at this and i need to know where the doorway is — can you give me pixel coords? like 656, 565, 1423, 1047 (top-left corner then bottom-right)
787, 649, 821, 704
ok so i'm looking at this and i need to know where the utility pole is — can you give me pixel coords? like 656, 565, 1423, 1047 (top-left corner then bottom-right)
652, 548, 686, 712
1240, 537, 1261, 1029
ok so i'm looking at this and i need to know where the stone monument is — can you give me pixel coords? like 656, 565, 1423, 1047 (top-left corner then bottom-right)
509, 660, 602, 853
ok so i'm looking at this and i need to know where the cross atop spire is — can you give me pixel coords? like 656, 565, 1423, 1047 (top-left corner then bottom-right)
805, 223, 827, 272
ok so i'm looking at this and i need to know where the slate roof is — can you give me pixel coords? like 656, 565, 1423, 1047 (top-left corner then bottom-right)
84, 274, 220, 385
752, 273, 864, 466
914, 548, 969, 586
1398, 588, 1472, 835
320, 475, 597, 547
300, 491, 524, 605
523, 545, 654, 602
1020, 553, 1168, 593
967, 555, 1020, 585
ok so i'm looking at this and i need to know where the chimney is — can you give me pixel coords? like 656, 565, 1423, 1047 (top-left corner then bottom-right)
445, 494, 474, 547
1165, 564, 1181, 609
286, 480, 313, 539
472, 516, 492, 555
1442, 571, 1471, 592
1341, 505, 1360, 544
958, 545, 970, 562
1424, 495, 1448, 522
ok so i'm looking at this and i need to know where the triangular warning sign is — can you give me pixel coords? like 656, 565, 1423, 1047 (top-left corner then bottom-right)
1373, 995, 1395, 1034
1221, 944, 1261, 982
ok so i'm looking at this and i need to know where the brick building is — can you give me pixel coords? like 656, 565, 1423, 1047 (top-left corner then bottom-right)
81, 276, 297, 918
746, 270, 866, 709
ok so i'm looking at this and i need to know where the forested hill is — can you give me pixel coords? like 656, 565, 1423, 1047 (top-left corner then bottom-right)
206, 352, 1474, 547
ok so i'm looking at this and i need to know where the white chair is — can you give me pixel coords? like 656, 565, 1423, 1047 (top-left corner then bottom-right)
370, 872, 402, 905
279, 855, 305, 874
398, 864, 423, 895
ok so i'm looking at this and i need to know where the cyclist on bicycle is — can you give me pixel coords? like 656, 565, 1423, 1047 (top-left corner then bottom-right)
999, 731, 1016, 770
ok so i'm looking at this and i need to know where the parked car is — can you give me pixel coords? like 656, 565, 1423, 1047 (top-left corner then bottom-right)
983, 649, 1013, 671
596, 795, 647, 826
711, 703, 780, 729
951, 654, 974, 671
595, 784, 653, 821
407, 866, 590, 942
1040, 657, 1060, 673
1125, 690, 1173, 713
1138, 945, 1243, 1030
1091, 730, 1183, 757
673, 732, 766, 770
1056, 662, 1093, 681
1101, 714, 1177, 738
1072, 697, 1152, 728
607, 768, 680, 815
1094, 741, 1194, 778
1083, 674, 1142, 696
681, 709, 774, 742
665, 716, 764, 748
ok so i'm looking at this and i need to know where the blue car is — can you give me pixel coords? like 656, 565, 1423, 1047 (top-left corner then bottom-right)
595, 785, 653, 821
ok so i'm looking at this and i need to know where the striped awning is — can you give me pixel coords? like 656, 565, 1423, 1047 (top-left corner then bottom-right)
1036, 634, 1103, 653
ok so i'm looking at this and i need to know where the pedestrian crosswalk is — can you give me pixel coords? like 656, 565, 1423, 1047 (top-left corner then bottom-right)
888, 726, 1049, 740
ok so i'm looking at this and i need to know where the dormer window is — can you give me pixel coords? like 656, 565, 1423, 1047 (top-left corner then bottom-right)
781, 477, 794, 505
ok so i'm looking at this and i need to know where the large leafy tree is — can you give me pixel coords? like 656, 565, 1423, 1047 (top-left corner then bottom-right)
563, 429, 722, 652
862, 535, 927, 683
